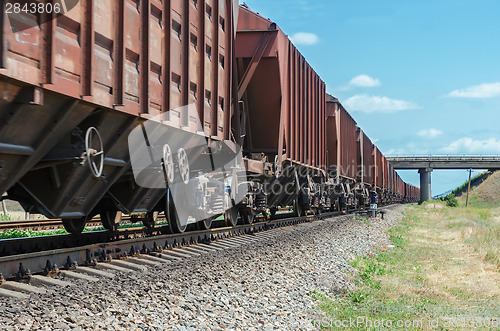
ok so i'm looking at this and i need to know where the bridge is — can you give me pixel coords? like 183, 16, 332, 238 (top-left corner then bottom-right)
386, 155, 500, 202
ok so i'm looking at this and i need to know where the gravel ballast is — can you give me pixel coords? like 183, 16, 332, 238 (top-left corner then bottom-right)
0, 205, 406, 330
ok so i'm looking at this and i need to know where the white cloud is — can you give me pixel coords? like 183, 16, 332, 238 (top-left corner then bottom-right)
344, 94, 419, 113
349, 74, 381, 87
289, 32, 320, 45
417, 128, 443, 139
441, 137, 500, 154
446, 82, 500, 98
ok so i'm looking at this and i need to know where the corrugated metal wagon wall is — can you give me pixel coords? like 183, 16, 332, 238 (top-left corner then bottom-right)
325, 97, 358, 181
235, 6, 326, 173
383, 156, 388, 190
325, 96, 338, 174
0, 0, 239, 219
1, 0, 236, 138
362, 131, 374, 186
339, 104, 358, 180
375, 147, 384, 188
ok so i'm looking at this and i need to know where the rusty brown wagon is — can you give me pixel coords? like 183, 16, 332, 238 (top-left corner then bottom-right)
0, 0, 240, 233
0, 2, 420, 235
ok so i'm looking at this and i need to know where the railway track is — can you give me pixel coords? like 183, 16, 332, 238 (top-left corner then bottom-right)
0, 205, 398, 258
0, 205, 404, 300
0, 211, 343, 282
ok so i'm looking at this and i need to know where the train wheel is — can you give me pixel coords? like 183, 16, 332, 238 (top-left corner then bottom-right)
293, 197, 304, 217
241, 209, 254, 224
224, 207, 239, 227
143, 211, 158, 229
168, 212, 186, 233
101, 211, 120, 232
197, 218, 212, 230
62, 217, 87, 235
166, 189, 187, 233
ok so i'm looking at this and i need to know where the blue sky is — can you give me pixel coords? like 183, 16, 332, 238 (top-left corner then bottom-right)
240, 0, 500, 195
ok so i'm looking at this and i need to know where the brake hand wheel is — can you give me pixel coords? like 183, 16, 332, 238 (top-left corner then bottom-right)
177, 147, 190, 184
163, 144, 174, 184
85, 127, 104, 178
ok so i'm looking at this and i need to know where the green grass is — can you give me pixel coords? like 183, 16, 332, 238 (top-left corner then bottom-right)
311, 211, 431, 330
0, 214, 12, 221
444, 194, 458, 207
0, 228, 69, 239
0, 221, 174, 239
311, 206, 500, 330
467, 195, 500, 209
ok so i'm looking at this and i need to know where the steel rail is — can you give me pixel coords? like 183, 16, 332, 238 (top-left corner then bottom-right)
0, 204, 404, 280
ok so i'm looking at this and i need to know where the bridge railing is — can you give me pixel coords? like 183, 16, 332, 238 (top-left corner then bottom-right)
386, 154, 500, 161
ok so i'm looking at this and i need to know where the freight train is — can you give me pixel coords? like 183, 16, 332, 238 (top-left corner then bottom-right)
0, 1, 419, 234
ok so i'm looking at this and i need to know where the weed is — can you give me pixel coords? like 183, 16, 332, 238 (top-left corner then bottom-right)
477, 209, 490, 220
353, 215, 371, 226
445, 194, 458, 207
0, 228, 70, 239
389, 231, 404, 249
350, 290, 368, 303
0, 214, 12, 221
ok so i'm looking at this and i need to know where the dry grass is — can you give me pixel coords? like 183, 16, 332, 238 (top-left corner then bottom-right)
399, 203, 500, 323
415, 208, 500, 298
466, 171, 500, 208
444, 204, 500, 269
313, 204, 500, 330
435, 169, 500, 269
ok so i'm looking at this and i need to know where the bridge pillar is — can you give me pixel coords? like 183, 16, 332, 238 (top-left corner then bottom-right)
418, 168, 432, 202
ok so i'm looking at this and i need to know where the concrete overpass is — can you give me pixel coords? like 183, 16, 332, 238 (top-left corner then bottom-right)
386, 155, 500, 202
